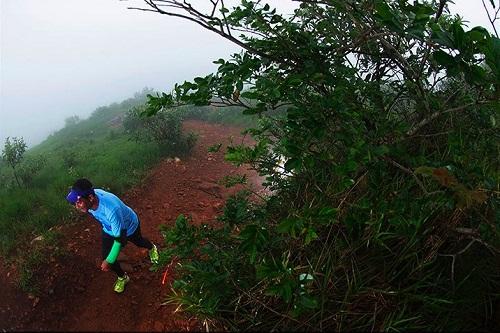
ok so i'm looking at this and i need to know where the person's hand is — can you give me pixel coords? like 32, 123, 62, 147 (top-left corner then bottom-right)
101, 260, 110, 271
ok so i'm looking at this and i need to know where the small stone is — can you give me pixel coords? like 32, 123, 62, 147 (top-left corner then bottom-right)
32, 298, 40, 307
31, 235, 44, 244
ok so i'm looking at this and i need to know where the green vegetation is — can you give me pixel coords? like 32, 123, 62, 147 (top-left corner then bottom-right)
180, 104, 257, 128
142, 0, 500, 331
1, 137, 27, 188
0, 88, 196, 291
124, 104, 197, 154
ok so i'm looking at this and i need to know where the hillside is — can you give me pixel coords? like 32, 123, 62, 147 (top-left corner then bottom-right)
0, 120, 263, 331
0, 89, 171, 258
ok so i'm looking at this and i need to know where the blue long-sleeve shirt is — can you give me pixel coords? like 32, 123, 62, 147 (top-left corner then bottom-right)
88, 189, 139, 237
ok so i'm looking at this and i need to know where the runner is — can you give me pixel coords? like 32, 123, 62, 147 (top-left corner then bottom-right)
66, 178, 159, 293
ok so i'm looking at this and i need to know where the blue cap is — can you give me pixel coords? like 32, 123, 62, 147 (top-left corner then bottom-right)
66, 188, 94, 205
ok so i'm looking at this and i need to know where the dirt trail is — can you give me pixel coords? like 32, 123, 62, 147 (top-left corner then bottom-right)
0, 120, 263, 331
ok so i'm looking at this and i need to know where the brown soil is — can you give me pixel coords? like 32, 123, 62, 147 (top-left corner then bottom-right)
0, 120, 264, 332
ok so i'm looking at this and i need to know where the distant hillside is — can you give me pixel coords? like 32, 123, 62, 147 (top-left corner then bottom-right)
30, 89, 152, 155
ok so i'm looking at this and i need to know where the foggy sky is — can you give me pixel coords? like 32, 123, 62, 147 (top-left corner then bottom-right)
0, 0, 497, 147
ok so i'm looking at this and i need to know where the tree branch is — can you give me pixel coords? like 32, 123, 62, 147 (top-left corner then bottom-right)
406, 102, 475, 136
482, 0, 499, 38
130, 0, 275, 60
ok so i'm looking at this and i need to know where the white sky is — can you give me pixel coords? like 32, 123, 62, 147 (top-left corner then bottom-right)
0, 0, 497, 147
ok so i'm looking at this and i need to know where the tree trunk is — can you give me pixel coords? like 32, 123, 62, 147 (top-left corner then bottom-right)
11, 167, 21, 188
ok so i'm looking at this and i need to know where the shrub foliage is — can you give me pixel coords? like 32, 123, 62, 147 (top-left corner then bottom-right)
140, 0, 499, 331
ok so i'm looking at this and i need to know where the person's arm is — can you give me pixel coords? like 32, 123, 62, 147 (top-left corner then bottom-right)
105, 240, 121, 264
104, 209, 126, 264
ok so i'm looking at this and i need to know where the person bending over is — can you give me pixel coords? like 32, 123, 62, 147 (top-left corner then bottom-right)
66, 178, 159, 293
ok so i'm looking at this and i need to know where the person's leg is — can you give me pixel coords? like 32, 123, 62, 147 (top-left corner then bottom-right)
127, 224, 153, 250
101, 230, 125, 277
127, 224, 158, 264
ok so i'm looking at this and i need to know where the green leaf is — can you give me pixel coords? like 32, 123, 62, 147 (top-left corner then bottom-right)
431, 28, 455, 49
484, 36, 500, 81
345, 160, 358, 173
267, 278, 295, 303
374, 0, 403, 33
281, 280, 293, 303
304, 228, 318, 245
299, 294, 318, 309
374, 1, 394, 21
464, 64, 487, 84
433, 50, 456, 67
277, 218, 304, 238
175, 214, 188, 229
256, 260, 281, 280
451, 22, 466, 50
318, 207, 338, 218
239, 224, 269, 264
415, 166, 435, 176
225, 146, 246, 166
373, 144, 389, 157
466, 26, 490, 43
288, 77, 303, 86
284, 158, 301, 171
236, 80, 244, 92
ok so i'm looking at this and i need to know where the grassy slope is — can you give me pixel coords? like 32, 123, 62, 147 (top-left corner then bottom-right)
0, 91, 163, 256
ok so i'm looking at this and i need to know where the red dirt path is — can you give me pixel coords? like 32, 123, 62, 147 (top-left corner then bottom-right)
0, 120, 263, 331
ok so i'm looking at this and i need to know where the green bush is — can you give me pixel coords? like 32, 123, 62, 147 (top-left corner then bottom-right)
17, 154, 47, 187
148, 0, 499, 331
124, 105, 197, 156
